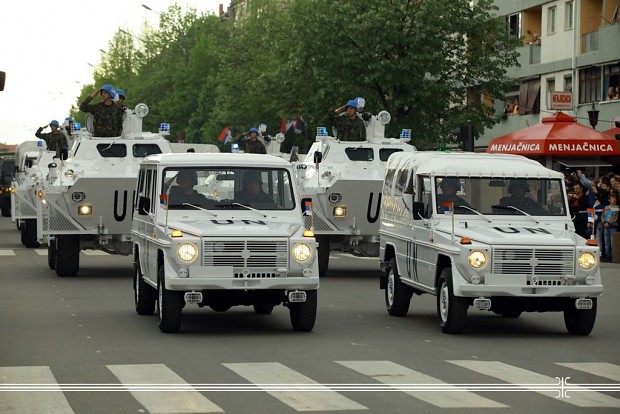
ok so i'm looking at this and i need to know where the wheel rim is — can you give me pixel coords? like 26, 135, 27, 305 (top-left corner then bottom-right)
387, 269, 395, 306
439, 280, 449, 322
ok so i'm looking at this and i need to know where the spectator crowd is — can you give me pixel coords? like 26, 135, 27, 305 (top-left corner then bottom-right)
566, 170, 619, 262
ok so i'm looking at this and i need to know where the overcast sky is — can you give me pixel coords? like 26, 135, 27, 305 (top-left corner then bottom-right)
0, 0, 226, 146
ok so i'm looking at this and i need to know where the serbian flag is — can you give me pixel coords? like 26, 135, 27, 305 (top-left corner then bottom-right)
280, 117, 287, 133
218, 127, 231, 143
586, 208, 595, 223
160, 194, 168, 209
442, 201, 454, 214
302, 199, 313, 216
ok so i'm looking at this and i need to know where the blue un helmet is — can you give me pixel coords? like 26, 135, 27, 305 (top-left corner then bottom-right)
49, 120, 60, 127
345, 99, 358, 111
249, 127, 259, 134
115, 88, 126, 100
100, 84, 116, 99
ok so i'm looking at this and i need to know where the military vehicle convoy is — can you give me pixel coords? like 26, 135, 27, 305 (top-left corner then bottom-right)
293, 111, 416, 276
36, 107, 173, 277
379, 151, 602, 335
131, 153, 319, 333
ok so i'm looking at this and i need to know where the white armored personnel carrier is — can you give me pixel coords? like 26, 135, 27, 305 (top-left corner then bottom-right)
379, 151, 602, 335
132, 153, 319, 333
294, 111, 416, 276
11, 140, 57, 247
36, 107, 173, 277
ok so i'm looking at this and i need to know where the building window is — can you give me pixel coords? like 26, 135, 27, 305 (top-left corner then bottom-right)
507, 13, 521, 38
547, 78, 556, 93
564, 76, 572, 92
548, 6, 557, 34
518, 79, 541, 114
579, 67, 601, 104
565, 1, 574, 30
603, 63, 620, 100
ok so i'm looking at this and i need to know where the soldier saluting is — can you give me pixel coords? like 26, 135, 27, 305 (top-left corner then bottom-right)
35, 120, 68, 158
79, 84, 125, 137
324, 99, 367, 141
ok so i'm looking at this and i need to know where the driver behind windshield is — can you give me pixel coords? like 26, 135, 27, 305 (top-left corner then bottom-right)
237, 171, 276, 206
168, 170, 212, 208
498, 179, 547, 215
436, 178, 471, 213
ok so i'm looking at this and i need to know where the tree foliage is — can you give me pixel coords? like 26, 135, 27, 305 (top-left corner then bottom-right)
70, 0, 519, 150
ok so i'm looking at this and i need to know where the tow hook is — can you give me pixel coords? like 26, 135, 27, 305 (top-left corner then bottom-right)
473, 297, 492, 311
288, 290, 307, 303
575, 297, 593, 310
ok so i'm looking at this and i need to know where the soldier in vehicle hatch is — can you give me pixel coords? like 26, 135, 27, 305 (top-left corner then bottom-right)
35, 120, 68, 158
79, 84, 125, 137
324, 99, 366, 141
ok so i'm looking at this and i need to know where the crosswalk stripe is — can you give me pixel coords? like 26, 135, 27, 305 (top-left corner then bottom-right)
107, 364, 223, 413
449, 360, 620, 408
557, 362, 620, 382
337, 360, 506, 408
0, 366, 74, 414
82, 250, 110, 256
35, 249, 47, 256
224, 362, 367, 411
0, 250, 15, 256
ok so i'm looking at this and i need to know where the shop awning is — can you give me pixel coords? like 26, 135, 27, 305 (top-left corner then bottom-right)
487, 112, 620, 156
556, 158, 612, 168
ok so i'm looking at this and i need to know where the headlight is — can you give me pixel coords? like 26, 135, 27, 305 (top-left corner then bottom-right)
292, 242, 313, 263
467, 251, 487, 269
177, 242, 198, 264
578, 252, 596, 270
333, 205, 347, 217
78, 204, 92, 216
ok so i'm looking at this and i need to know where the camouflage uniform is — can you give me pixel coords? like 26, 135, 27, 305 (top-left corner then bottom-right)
324, 112, 367, 141
79, 96, 125, 137
245, 139, 266, 154
35, 128, 68, 155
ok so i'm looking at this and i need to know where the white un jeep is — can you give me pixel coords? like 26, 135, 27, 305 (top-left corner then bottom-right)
379, 152, 602, 335
132, 153, 319, 333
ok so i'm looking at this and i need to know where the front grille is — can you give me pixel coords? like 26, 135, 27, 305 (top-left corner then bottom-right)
493, 248, 575, 276
203, 238, 288, 272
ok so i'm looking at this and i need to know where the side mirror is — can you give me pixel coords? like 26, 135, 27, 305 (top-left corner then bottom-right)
412, 201, 425, 220
138, 196, 150, 216
313, 151, 322, 165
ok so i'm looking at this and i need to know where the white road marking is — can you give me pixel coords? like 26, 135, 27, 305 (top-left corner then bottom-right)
557, 362, 620, 382
0, 250, 15, 256
337, 360, 506, 408
224, 362, 367, 411
34, 249, 48, 255
449, 360, 620, 407
0, 366, 74, 414
81, 250, 110, 256
107, 364, 223, 413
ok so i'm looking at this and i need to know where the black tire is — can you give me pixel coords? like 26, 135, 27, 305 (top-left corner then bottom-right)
437, 267, 469, 334
48, 239, 56, 270
564, 298, 597, 335
21, 219, 40, 248
316, 235, 330, 277
209, 304, 232, 312
157, 266, 184, 333
1, 204, 9, 217
55, 235, 80, 277
289, 290, 317, 332
134, 260, 156, 315
253, 304, 275, 314
385, 258, 413, 317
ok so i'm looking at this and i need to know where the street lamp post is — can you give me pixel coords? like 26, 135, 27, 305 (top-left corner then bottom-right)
587, 102, 599, 129
141, 3, 189, 69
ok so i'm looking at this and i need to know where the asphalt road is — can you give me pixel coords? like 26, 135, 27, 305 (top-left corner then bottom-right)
1, 215, 619, 414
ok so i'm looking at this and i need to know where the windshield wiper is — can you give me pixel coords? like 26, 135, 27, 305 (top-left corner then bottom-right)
454, 205, 492, 223
180, 203, 218, 217
217, 202, 266, 218
491, 205, 540, 224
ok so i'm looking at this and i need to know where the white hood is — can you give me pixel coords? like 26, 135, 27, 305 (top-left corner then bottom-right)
164, 216, 300, 238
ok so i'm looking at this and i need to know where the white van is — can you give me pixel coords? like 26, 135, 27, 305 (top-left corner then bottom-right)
132, 153, 319, 333
379, 151, 602, 335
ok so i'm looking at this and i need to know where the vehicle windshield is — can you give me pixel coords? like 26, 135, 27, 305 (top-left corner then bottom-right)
434, 176, 566, 217
162, 167, 296, 211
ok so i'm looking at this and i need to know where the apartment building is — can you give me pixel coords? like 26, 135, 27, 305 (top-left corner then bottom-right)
479, 0, 620, 147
